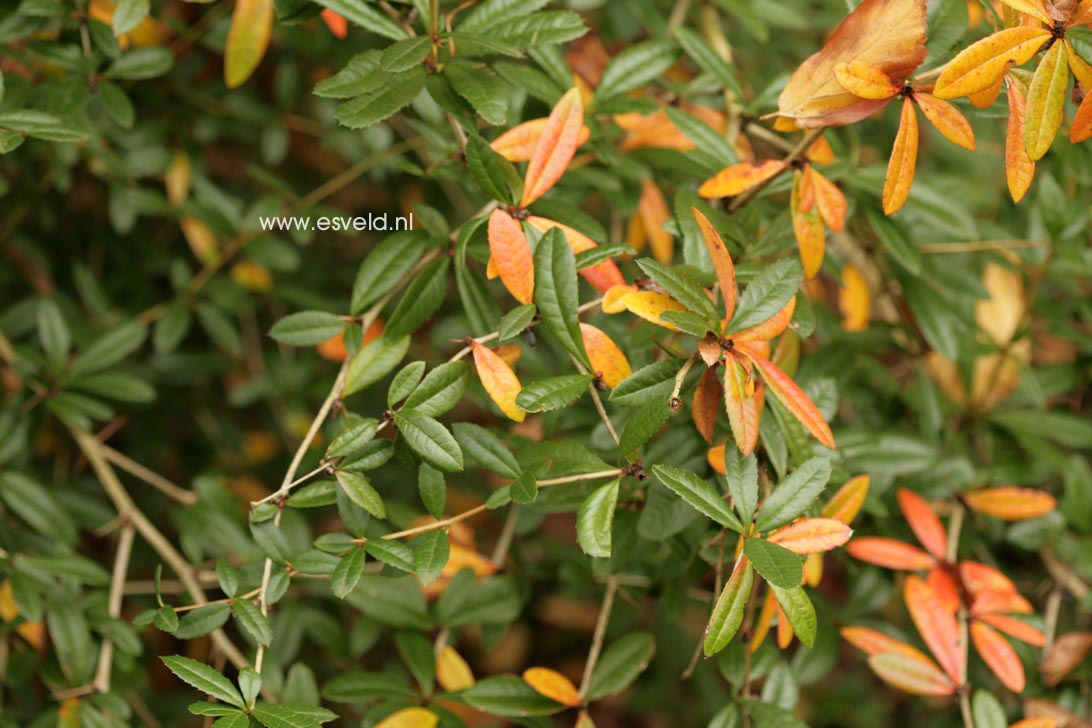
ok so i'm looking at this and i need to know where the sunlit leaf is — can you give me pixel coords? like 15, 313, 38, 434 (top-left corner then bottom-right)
471, 340, 526, 422
522, 667, 582, 707
833, 60, 901, 99
699, 160, 787, 198
913, 92, 975, 150
768, 518, 853, 554
933, 26, 1053, 99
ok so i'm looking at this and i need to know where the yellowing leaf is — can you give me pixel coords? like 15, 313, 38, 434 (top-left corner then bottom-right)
723, 357, 761, 456
521, 87, 585, 207
526, 217, 625, 293
810, 168, 848, 232
436, 645, 475, 691
791, 170, 826, 278
165, 151, 191, 205
904, 574, 962, 684
224, 0, 273, 89
1005, 79, 1037, 201
767, 518, 853, 554
972, 621, 1026, 692
1071, 89, 1092, 143
776, 601, 794, 649
867, 651, 958, 695
913, 92, 976, 150
638, 179, 674, 264
699, 160, 788, 198
471, 340, 526, 422
487, 209, 534, 305
967, 72, 1006, 108
834, 60, 901, 99
838, 264, 871, 332
803, 552, 823, 586
740, 344, 835, 449
778, 0, 927, 127
580, 323, 632, 388
933, 26, 1053, 99
375, 708, 440, 728
897, 488, 948, 561
751, 590, 778, 651
619, 290, 688, 331
492, 118, 591, 162
522, 667, 582, 707
1024, 42, 1068, 160
822, 474, 870, 524
847, 536, 936, 570
963, 487, 1057, 520
882, 96, 919, 215
706, 444, 727, 474
691, 208, 738, 320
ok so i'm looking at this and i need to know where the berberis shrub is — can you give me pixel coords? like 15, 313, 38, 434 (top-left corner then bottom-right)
1, 0, 1090, 726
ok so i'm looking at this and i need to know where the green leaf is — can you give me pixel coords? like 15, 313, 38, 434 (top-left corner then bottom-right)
458, 0, 549, 33
335, 470, 385, 519
743, 538, 803, 589
452, 422, 520, 478
344, 334, 411, 396
388, 362, 427, 407
770, 584, 817, 649
330, 547, 367, 599
47, 598, 93, 684
251, 703, 336, 728
573, 244, 635, 270
173, 604, 231, 639
534, 227, 590, 369
312, 0, 407, 40
588, 632, 656, 700
385, 257, 449, 337
510, 469, 538, 504
381, 37, 431, 71
596, 40, 677, 102
460, 676, 566, 717
112, 0, 149, 36
0, 471, 77, 543
37, 298, 70, 368
865, 207, 922, 275
704, 557, 754, 656
724, 448, 759, 525
161, 655, 245, 709
753, 457, 832, 532
402, 360, 470, 417
487, 11, 587, 48
418, 463, 446, 519
232, 599, 273, 646
364, 539, 415, 572
651, 464, 742, 531
636, 259, 719, 322
69, 320, 147, 379
323, 671, 416, 702
395, 632, 436, 695
618, 398, 672, 455
497, 303, 537, 341
327, 419, 379, 459
728, 258, 803, 333
972, 689, 1007, 728
336, 65, 425, 129
445, 60, 508, 125
466, 133, 523, 204
268, 311, 345, 346
577, 479, 619, 557
413, 530, 449, 586
437, 572, 521, 627
105, 47, 173, 80
395, 409, 464, 472
350, 232, 428, 313
515, 374, 592, 412
609, 359, 685, 407
672, 26, 743, 97
903, 278, 963, 361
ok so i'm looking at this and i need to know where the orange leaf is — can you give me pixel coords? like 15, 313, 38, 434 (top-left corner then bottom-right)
1075, 0, 1092, 24
897, 489, 948, 561
792, 172, 826, 278
1024, 41, 1068, 160
834, 60, 901, 99
964, 486, 1057, 520
804, 552, 823, 586
960, 561, 1022, 599
883, 96, 919, 215
1005, 80, 1037, 202
978, 613, 1046, 647
699, 160, 787, 198
691, 208, 738, 321
972, 621, 1026, 692
707, 444, 727, 474
692, 366, 723, 443
224, 0, 273, 88
487, 209, 534, 305
806, 134, 836, 165
822, 474, 870, 524
522, 667, 582, 707
867, 652, 958, 696
751, 590, 778, 652
1009, 719, 1059, 728
638, 179, 674, 264
838, 264, 871, 332
904, 574, 962, 684
847, 536, 936, 570
375, 708, 439, 728
320, 9, 348, 38
967, 72, 1006, 108
933, 26, 1053, 99
732, 297, 796, 343
810, 168, 848, 232
928, 567, 962, 614
492, 118, 591, 163
778, 0, 927, 127
739, 345, 835, 449
998, 0, 1053, 25
776, 601, 794, 648
914, 92, 976, 150
767, 518, 853, 554
723, 356, 761, 456
1071, 85, 1092, 143
526, 217, 625, 293
842, 626, 935, 663
972, 588, 1034, 617
471, 341, 526, 423
520, 87, 585, 207
436, 645, 475, 691
619, 291, 688, 331
579, 323, 632, 388
494, 343, 522, 368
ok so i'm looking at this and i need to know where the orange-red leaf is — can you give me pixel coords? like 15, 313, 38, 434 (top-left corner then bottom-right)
972, 621, 1026, 692
619, 291, 688, 331
978, 613, 1046, 646
847, 537, 935, 570
806, 134, 836, 165
868, 652, 958, 696
972, 589, 1034, 617
914, 92, 976, 150
842, 626, 934, 663
960, 561, 1022, 600
699, 160, 788, 198
739, 345, 835, 449
580, 323, 632, 389
751, 590, 778, 652
776, 601, 794, 648
1009, 719, 1059, 728
1070, 87, 1092, 143
904, 574, 962, 684
834, 60, 901, 99
692, 366, 723, 443
522, 667, 582, 707
492, 118, 591, 163
1024, 41, 1068, 160
792, 171, 825, 278
897, 489, 948, 561
638, 179, 674, 264
810, 168, 848, 232
724, 357, 761, 456
838, 264, 871, 332
778, 0, 927, 127
1005, 80, 1037, 202
964, 487, 1057, 520
732, 297, 796, 343
471, 341, 526, 423
320, 9, 348, 38
928, 567, 962, 614
768, 518, 853, 554
883, 96, 919, 215
933, 26, 1054, 99
691, 208, 737, 321
521, 87, 585, 207
224, 0, 274, 89
822, 474, 870, 524
487, 209, 534, 304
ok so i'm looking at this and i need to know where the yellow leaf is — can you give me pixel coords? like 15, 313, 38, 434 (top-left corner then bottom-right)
967, 72, 1006, 108
521, 87, 585, 207
822, 474, 870, 526
914, 92, 976, 150
619, 290, 687, 331
933, 26, 1053, 99
837, 264, 871, 332
602, 283, 638, 314
833, 60, 901, 100
471, 341, 526, 422
522, 667, 582, 707
487, 209, 535, 305
580, 323, 632, 388
638, 179, 673, 264
224, 0, 273, 89
882, 96, 919, 215
806, 133, 836, 164
1064, 39, 1092, 90
1024, 41, 1068, 160
723, 356, 761, 456
751, 590, 778, 651
997, 0, 1053, 23
230, 260, 273, 292
699, 160, 787, 198
977, 262, 1025, 347
436, 646, 475, 691
1005, 79, 1037, 201
375, 708, 440, 728
803, 552, 824, 586
164, 151, 191, 206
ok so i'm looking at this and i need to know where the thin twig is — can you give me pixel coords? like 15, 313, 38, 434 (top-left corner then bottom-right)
99, 445, 198, 506
578, 575, 620, 703
92, 523, 135, 694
